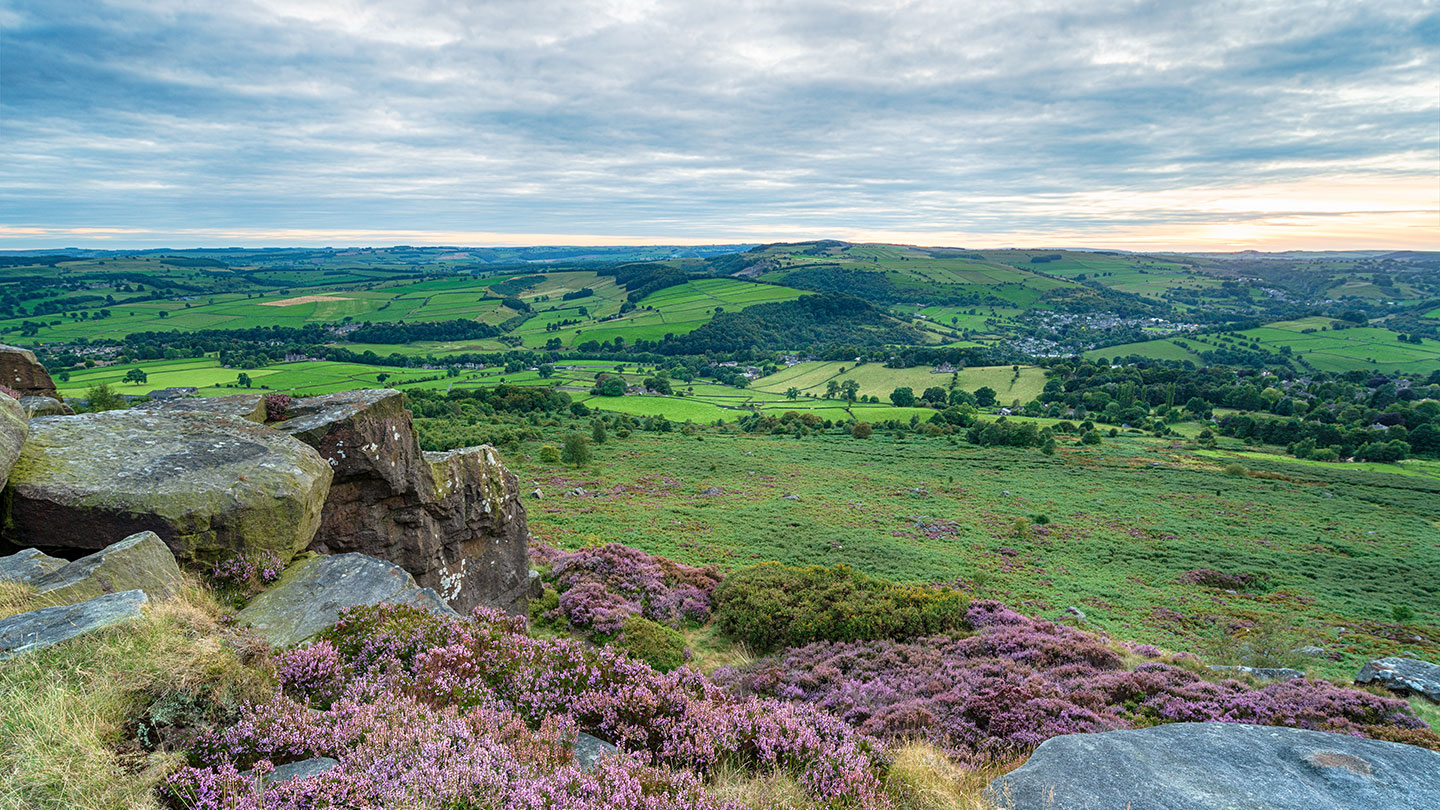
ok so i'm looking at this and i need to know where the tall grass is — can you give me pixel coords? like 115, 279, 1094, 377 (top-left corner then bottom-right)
0, 582, 273, 810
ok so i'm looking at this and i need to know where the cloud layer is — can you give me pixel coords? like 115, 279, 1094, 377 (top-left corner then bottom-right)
2, 0, 1437, 249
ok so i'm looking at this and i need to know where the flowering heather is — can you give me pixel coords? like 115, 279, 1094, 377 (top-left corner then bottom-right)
169, 603, 887, 808
537, 543, 721, 634
264, 392, 292, 421
208, 552, 284, 602
717, 600, 1434, 763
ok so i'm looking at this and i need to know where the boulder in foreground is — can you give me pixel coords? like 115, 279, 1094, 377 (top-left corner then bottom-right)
275, 389, 530, 614
236, 552, 458, 648
985, 722, 1440, 810
0, 547, 66, 584
0, 392, 27, 490
29, 531, 183, 605
0, 589, 148, 660
4, 409, 332, 565
1356, 657, 1440, 703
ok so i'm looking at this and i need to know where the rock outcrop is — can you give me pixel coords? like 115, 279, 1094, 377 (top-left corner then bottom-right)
0, 547, 66, 584
4, 409, 332, 565
1207, 664, 1305, 681
237, 552, 458, 648
29, 531, 183, 605
0, 343, 58, 398
0, 589, 148, 659
18, 395, 72, 418
274, 389, 530, 614
985, 722, 1440, 810
0, 393, 27, 490
136, 393, 266, 422
1356, 657, 1440, 703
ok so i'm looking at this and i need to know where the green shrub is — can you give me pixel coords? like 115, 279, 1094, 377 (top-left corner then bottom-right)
712, 563, 968, 652
539, 445, 561, 463
618, 615, 687, 672
1223, 463, 1247, 477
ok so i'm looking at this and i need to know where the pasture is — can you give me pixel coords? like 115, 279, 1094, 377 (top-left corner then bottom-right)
752, 361, 1048, 404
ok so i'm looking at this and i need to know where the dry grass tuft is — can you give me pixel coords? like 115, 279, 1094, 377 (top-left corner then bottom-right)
886, 741, 1024, 810
0, 578, 273, 810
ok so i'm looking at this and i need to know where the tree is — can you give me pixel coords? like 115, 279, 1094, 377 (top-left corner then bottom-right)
592, 375, 626, 397
561, 433, 592, 466
376, 373, 390, 384
839, 380, 860, 402
825, 380, 840, 399
1080, 430, 1101, 445
974, 386, 997, 407
1041, 437, 1056, 455
921, 386, 947, 406
538, 364, 555, 379
237, 372, 252, 388
785, 387, 800, 400
124, 368, 148, 385
158, 311, 169, 319
591, 420, 608, 444
84, 382, 126, 412
889, 387, 915, 407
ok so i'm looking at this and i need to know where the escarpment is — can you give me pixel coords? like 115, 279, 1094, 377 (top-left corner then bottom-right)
0, 388, 530, 618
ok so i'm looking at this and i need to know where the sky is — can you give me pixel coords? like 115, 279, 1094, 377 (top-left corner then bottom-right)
2, 0, 1437, 251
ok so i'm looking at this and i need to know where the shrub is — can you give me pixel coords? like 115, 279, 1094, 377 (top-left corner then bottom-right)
263, 392, 291, 421
538, 444, 561, 463
718, 599, 1433, 763
712, 563, 969, 652
618, 615, 687, 672
539, 543, 722, 634
851, 422, 874, 439
1223, 463, 1247, 477
1080, 430, 1101, 445
561, 432, 592, 466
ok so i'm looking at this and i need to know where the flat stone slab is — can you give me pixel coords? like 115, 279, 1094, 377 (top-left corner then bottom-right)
0, 548, 66, 584
0, 589, 148, 659
138, 394, 266, 423
5, 409, 332, 565
573, 732, 618, 771
30, 531, 183, 605
1357, 657, 1440, 702
242, 757, 340, 785
18, 396, 72, 418
985, 722, 1440, 810
237, 553, 458, 648
1208, 665, 1305, 681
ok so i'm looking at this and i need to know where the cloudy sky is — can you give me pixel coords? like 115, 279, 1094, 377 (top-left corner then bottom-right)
2, 0, 1436, 250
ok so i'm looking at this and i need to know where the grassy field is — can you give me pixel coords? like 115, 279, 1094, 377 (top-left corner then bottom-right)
752, 362, 1047, 404
498, 425, 1440, 681
1090, 317, 1440, 374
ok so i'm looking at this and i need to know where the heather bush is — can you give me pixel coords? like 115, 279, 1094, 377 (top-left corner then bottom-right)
171, 603, 889, 808
618, 615, 687, 673
712, 563, 968, 652
264, 392, 291, 421
206, 551, 284, 605
717, 599, 1434, 763
541, 543, 722, 635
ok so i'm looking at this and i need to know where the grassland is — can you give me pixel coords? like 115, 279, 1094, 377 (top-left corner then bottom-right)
1090, 317, 1440, 374
752, 362, 1047, 404
499, 425, 1440, 681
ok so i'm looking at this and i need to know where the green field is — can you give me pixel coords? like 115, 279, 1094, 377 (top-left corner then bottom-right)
752, 362, 1047, 404
496, 424, 1440, 681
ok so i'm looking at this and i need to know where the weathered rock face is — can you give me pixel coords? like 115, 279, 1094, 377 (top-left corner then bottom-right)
1207, 664, 1305, 681
0, 343, 58, 398
4, 409, 332, 565
0, 547, 66, 584
0, 589, 148, 660
1357, 657, 1440, 702
136, 393, 266, 423
18, 395, 73, 418
985, 722, 1440, 810
0, 393, 27, 490
29, 531, 183, 605
236, 552, 457, 648
275, 389, 530, 614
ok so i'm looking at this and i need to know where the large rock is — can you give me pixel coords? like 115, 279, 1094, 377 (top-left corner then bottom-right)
0, 344, 58, 398
0, 393, 27, 490
4, 409, 332, 565
0, 589, 148, 659
137, 393, 266, 423
29, 531, 183, 605
1356, 657, 1440, 702
985, 722, 1440, 810
0, 547, 66, 584
18, 395, 72, 418
237, 552, 458, 648
275, 389, 530, 614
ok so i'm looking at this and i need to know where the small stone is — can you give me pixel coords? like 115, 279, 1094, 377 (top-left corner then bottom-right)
0, 590, 148, 659
1065, 606, 1086, 620
700, 486, 722, 496
573, 732, 618, 771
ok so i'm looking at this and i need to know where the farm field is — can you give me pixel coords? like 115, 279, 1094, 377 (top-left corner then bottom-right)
498, 425, 1440, 681
1090, 317, 1440, 373
752, 361, 1047, 404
